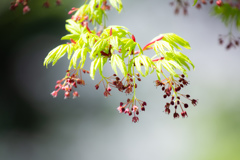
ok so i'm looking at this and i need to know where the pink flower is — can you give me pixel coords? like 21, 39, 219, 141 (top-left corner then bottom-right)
124, 108, 129, 114
133, 105, 138, 112
72, 91, 79, 99
23, 5, 30, 14
117, 106, 123, 113
132, 116, 139, 123
64, 91, 70, 99
51, 91, 58, 98
103, 89, 111, 97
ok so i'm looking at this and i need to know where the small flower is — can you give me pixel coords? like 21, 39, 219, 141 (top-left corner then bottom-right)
191, 99, 198, 106
173, 112, 179, 118
51, 91, 58, 98
142, 101, 147, 106
103, 89, 111, 97
56, 0, 61, 6
23, 5, 30, 14
132, 116, 139, 123
117, 106, 123, 113
165, 108, 170, 114
107, 86, 111, 92
43, 1, 50, 8
216, 0, 222, 6
64, 91, 70, 99
181, 111, 187, 118
124, 108, 130, 114
95, 84, 99, 90
133, 105, 138, 112
73, 91, 79, 98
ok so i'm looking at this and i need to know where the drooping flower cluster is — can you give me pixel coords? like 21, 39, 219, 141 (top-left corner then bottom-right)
170, 0, 240, 50
51, 69, 89, 99
219, 34, 240, 49
155, 74, 198, 118
93, 72, 146, 123
10, 0, 61, 14
117, 98, 147, 123
170, 0, 190, 15
95, 73, 141, 97
44, 0, 197, 123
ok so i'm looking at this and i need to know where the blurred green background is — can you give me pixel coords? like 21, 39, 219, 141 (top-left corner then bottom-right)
0, 0, 240, 160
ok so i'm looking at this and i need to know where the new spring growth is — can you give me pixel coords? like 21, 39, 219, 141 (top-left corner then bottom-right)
44, 0, 197, 123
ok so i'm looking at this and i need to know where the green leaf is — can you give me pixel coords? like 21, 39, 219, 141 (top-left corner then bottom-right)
110, 54, 127, 76
67, 43, 74, 60
99, 56, 107, 76
193, 0, 198, 6
120, 38, 136, 57
109, 0, 123, 12
70, 48, 81, 69
90, 56, 107, 80
155, 60, 162, 81
52, 45, 68, 66
161, 59, 178, 77
90, 57, 100, 80
133, 55, 155, 77
101, 26, 130, 39
65, 19, 81, 34
163, 51, 194, 71
44, 45, 62, 67
175, 51, 195, 70
163, 33, 191, 50
90, 39, 108, 59
109, 36, 120, 50
168, 60, 187, 76
152, 33, 190, 57
61, 34, 80, 40
80, 47, 90, 68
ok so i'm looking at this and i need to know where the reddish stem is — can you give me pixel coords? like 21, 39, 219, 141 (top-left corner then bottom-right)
142, 35, 164, 51
152, 57, 164, 62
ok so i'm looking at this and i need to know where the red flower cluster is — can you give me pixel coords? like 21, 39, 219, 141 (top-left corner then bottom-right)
219, 34, 240, 50
117, 98, 147, 123
10, 0, 61, 13
93, 73, 146, 123
51, 69, 89, 99
95, 73, 141, 96
155, 74, 198, 119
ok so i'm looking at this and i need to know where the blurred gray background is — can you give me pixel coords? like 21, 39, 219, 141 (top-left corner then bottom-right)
0, 0, 240, 160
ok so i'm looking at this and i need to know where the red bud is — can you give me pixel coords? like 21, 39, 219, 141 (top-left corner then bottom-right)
132, 34, 136, 42
110, 28, 112, 36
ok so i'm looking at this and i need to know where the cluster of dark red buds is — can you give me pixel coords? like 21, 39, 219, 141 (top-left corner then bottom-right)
95, 73, 141, 96
219, 34, 240, 49
10, 0, 30, 14
170, 0, 223, 15
10, 0, 61, 14
155, 74, 198, 118
94, 73, 145, 123
51, 69, 89, 99
43, 0, 62, 8
170, 0, 189, 15
117, 98, 147, 123
195, 0, 214, 9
